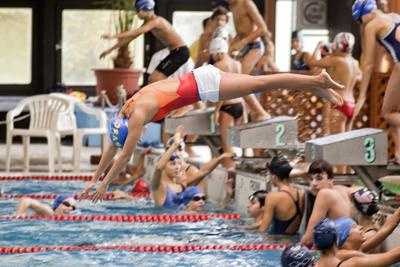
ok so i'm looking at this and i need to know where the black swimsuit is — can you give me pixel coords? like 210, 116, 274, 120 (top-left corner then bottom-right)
220, 102, 243, 119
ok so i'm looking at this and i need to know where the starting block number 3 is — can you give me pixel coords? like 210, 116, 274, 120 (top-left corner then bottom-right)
364, 137, 376, 163
275, 124, 286, 147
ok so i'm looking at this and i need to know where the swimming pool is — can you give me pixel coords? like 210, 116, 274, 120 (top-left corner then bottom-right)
0, 179, 296, 266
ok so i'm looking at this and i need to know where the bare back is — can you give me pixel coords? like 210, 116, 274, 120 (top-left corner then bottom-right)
150, 16, 186, 49
326, 55, 360, 102
231, 0, 258, 39
328, 185, 353, 219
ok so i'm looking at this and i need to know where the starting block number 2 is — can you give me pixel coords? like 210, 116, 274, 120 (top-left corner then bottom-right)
275, 124, 286, 147
364, 137, 376, 163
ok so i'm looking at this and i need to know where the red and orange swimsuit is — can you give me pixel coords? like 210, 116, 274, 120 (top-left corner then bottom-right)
121, 72, 199, 122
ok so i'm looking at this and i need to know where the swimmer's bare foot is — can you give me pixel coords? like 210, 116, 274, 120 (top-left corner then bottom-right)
312, 71, 344, 106
254, 112, 272, 121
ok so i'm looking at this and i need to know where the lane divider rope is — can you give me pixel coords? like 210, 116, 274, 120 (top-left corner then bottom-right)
0, 193, 150, 200
0, 213, 240, 223
0, 175, 94, 181
0, 243, 286, 254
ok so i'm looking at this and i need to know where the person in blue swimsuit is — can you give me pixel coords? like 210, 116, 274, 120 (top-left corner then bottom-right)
259, 156, 305, 234
352, 0, 400, 164
151, 125, 234, 209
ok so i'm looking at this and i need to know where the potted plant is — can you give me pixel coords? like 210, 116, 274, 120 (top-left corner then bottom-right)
94, 0, 143, 105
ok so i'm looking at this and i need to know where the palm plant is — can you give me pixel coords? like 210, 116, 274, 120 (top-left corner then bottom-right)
106, 0, 138, 68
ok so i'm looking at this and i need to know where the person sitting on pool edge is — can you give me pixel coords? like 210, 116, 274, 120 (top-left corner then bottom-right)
16, 195, 77, 216
79, 62, 344, 203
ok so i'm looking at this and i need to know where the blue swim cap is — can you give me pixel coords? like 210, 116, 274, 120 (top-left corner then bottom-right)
281, 243, 315, 267
109, 118, 129, 148
180, 186, 204, 206
313, 218, 338, 250
352, 0, 377, 21
334, 217, 356, 248
52, 195, 69, 211
135, 0, 155, 12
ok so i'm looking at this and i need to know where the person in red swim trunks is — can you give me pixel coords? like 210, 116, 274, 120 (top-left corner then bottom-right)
305, 32, 362, 135
81, 64, 344, 202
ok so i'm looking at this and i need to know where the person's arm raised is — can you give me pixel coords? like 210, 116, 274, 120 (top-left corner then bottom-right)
151, 125, 184, 191
361, 207, 400, 253
185, 152, 235, 186
16, 197, 53, 216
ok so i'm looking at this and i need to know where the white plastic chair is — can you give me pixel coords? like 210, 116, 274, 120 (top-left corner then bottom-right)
5, 95, 73, 172
50, 93, 108, 172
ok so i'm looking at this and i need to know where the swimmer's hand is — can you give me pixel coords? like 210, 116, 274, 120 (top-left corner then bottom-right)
174, 125, 185, 145
79, 181, 96, 201
92, 182, 108, 203
99, 48, 112, 59
101, 33, 114, 39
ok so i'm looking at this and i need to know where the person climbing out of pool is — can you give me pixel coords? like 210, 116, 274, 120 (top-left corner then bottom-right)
79, 63, 344, 203
16, 195, 77, 216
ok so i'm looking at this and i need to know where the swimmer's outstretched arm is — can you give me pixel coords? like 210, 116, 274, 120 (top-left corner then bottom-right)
80, 143, 118, 199
92, 111, 146, 203
102, 19, 158, 40
16, 197, 53, 216
185, 152, 234, 187
360, 207, 400, 253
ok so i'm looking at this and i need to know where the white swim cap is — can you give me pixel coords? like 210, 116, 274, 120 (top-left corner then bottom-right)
209, 37, 228, 55
212, 26, 229, 41
333, 32, 355, 52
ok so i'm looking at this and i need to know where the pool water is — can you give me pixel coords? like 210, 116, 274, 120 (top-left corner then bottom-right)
0, 180, 297, 266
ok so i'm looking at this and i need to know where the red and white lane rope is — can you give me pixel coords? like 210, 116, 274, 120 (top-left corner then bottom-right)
0, 243, 286, 254
0, 175, 93, 181
0, 213, 240, 223
0, 193, 150, 200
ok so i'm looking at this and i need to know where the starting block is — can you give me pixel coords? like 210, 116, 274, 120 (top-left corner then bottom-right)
164, 107, 219, 135
305, 128, 387, 166
228, 116, 298, 149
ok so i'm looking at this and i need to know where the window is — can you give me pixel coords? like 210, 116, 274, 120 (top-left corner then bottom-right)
62, 9, 144, 86
0, 8, 32, 84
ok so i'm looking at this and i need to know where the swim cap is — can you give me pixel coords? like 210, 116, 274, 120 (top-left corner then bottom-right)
333, 32, 355, 52
52, 195, 69, 211
209, 37, 229, 55
109, 118, 129, 148
352, 188, 379, 216
135, 0, 155, 11
352, 0, 377, 21
212, 27, 229, 41
334, 217, 356, 248
313, 218, 338, 250
180, 186, 204, 206
292, 30, 303, 40
131, 178, 150, 194
166, 136, 185, 151
266, 156, 293, 180
169, 152, 179, 161
249, 190, 268, 207
281, 243, 315, 267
